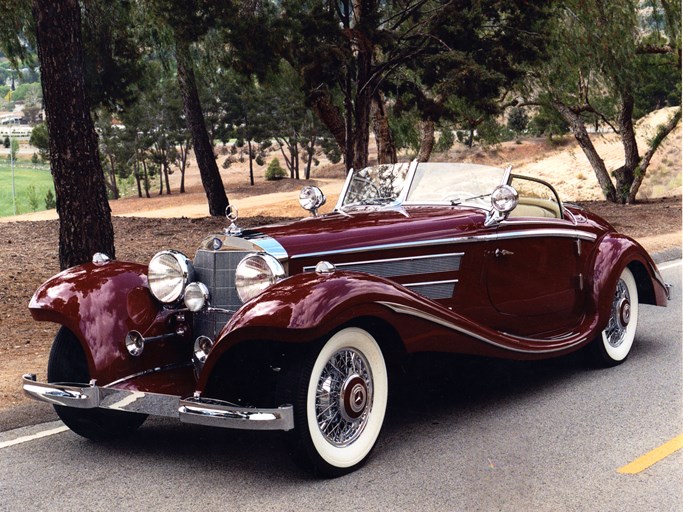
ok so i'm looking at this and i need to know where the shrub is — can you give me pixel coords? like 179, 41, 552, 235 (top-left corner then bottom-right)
265, 158, 287, 180
26, 185, 40, 211
45, 189, 56, 209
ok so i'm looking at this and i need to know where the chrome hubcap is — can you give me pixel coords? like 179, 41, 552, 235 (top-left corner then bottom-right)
315, 348, 373, 447
605, 279, 630, 348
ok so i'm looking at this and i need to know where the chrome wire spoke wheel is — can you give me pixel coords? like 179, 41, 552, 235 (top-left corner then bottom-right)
604, 279, 630, 348
315, 348, 373, 447
595, 267, 639, 366
300, 327, 388, 476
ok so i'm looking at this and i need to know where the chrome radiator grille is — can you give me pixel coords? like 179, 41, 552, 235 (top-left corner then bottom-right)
192, 249, 249, 339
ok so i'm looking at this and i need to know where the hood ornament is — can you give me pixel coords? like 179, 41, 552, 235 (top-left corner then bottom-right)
224, 204, 242, 236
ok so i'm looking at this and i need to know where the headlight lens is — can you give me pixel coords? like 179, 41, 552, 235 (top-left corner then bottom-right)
299, 186, 326, 212
491, 185, 519, 213
235, 253, 286, 303
148, 250, 193, 303
184, 282, 210, 312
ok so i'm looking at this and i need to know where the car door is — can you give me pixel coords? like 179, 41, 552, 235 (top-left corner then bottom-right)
483, 177, 586, 337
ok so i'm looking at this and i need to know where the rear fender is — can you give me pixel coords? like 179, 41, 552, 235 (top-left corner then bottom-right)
589, 234, 668, 327
29, 261, 191, 386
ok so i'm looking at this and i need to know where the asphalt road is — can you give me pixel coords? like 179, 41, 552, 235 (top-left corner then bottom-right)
1, 260, 681, 512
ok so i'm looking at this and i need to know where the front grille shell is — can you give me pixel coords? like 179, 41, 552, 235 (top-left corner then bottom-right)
192, 249, 250, 340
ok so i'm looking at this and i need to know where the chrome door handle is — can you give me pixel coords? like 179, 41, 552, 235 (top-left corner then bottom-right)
495, 248, 514, 258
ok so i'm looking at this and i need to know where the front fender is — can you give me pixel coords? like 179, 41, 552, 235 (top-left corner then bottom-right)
29, 261, 190, 386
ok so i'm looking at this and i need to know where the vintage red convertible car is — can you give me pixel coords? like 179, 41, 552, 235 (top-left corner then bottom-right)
23, 162, 670, 476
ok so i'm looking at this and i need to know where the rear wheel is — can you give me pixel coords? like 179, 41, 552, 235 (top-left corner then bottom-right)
284, 327, 388, 477
590, 267, 639, 367
48, 327, 147, 440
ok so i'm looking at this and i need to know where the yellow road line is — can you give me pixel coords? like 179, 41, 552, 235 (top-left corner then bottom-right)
618, 434, 683, 474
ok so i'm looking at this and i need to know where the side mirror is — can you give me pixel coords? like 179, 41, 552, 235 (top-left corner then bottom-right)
485, 185, 518, 227
299, 186, 326, 217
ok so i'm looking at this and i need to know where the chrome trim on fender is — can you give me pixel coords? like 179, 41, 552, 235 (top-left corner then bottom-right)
244, 233, 289, 262
404, 279, 459, 288
21, 374, 295, 431
179, 396, 294, 431
496, 228, 597, 242
292, 229, 597, 260
376, 301, 587, 354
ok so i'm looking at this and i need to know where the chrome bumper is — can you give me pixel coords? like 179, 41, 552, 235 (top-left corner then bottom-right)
22, 374, 294, 431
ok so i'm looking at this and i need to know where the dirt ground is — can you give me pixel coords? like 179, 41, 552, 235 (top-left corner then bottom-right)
0, 120, 681, 412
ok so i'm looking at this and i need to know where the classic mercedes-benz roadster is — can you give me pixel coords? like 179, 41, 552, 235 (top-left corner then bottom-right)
23, 161, 670, 476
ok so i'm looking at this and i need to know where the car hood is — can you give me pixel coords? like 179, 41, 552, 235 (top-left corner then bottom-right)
253, 206, 487, 260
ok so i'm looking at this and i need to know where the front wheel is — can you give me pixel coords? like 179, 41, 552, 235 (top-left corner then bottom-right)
285, 327, 389, 477
48, 327, 147, 441
590, 267, 639, 367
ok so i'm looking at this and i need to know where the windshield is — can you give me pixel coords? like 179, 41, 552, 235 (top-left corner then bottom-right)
338, 161, 509, 209
406, 163, 506, 205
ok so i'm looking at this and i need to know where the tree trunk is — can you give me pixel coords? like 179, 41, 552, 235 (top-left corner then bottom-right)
352, 48, 372, 171
610, 93, 640, 203
247, 139, 254, 186
134, 160, 143, 198
141, 158, 151, 198
417, 120, 435, 162
179, 138, 189, 193
627, 107, 681, 203
309, 89, 347, 154
305, 132, 316, 180
552, 101, 617, 203
175, 39, 229, 216
371, 92, 397, 164
32, 0, 115, 269
107, 153, 119, 199
163, 162, 172, 195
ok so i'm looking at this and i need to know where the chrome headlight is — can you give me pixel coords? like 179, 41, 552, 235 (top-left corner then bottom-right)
184, 282, 210, 312
299, 186, 326, 216
235, 253, 286, 303
148, 250, 194, 303
491, 184, 519, 213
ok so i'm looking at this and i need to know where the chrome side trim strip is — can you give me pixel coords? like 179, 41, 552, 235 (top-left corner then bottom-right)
496, 229, 597, 242
294, 237, 485, 260
376, 301, 586, 354
179, 397, 294, 431
403, 279, 459, 288
293, 229, 597, 260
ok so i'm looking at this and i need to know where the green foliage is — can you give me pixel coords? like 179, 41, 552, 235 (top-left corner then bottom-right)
388, 108, 420, 155
0, 162, 54, 217
26, 185, 39, 211
265, 158, 286, 180
44, 188, 56, 209
507, 108, 529, 134
528, 106, 569, 139
29, 124, 50, 162
475, 118, 513, 147
434, 126, 455, 153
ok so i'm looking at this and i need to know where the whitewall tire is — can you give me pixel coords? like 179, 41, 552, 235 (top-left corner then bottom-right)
592, 267, 639, 366
290, 327, 388, 477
